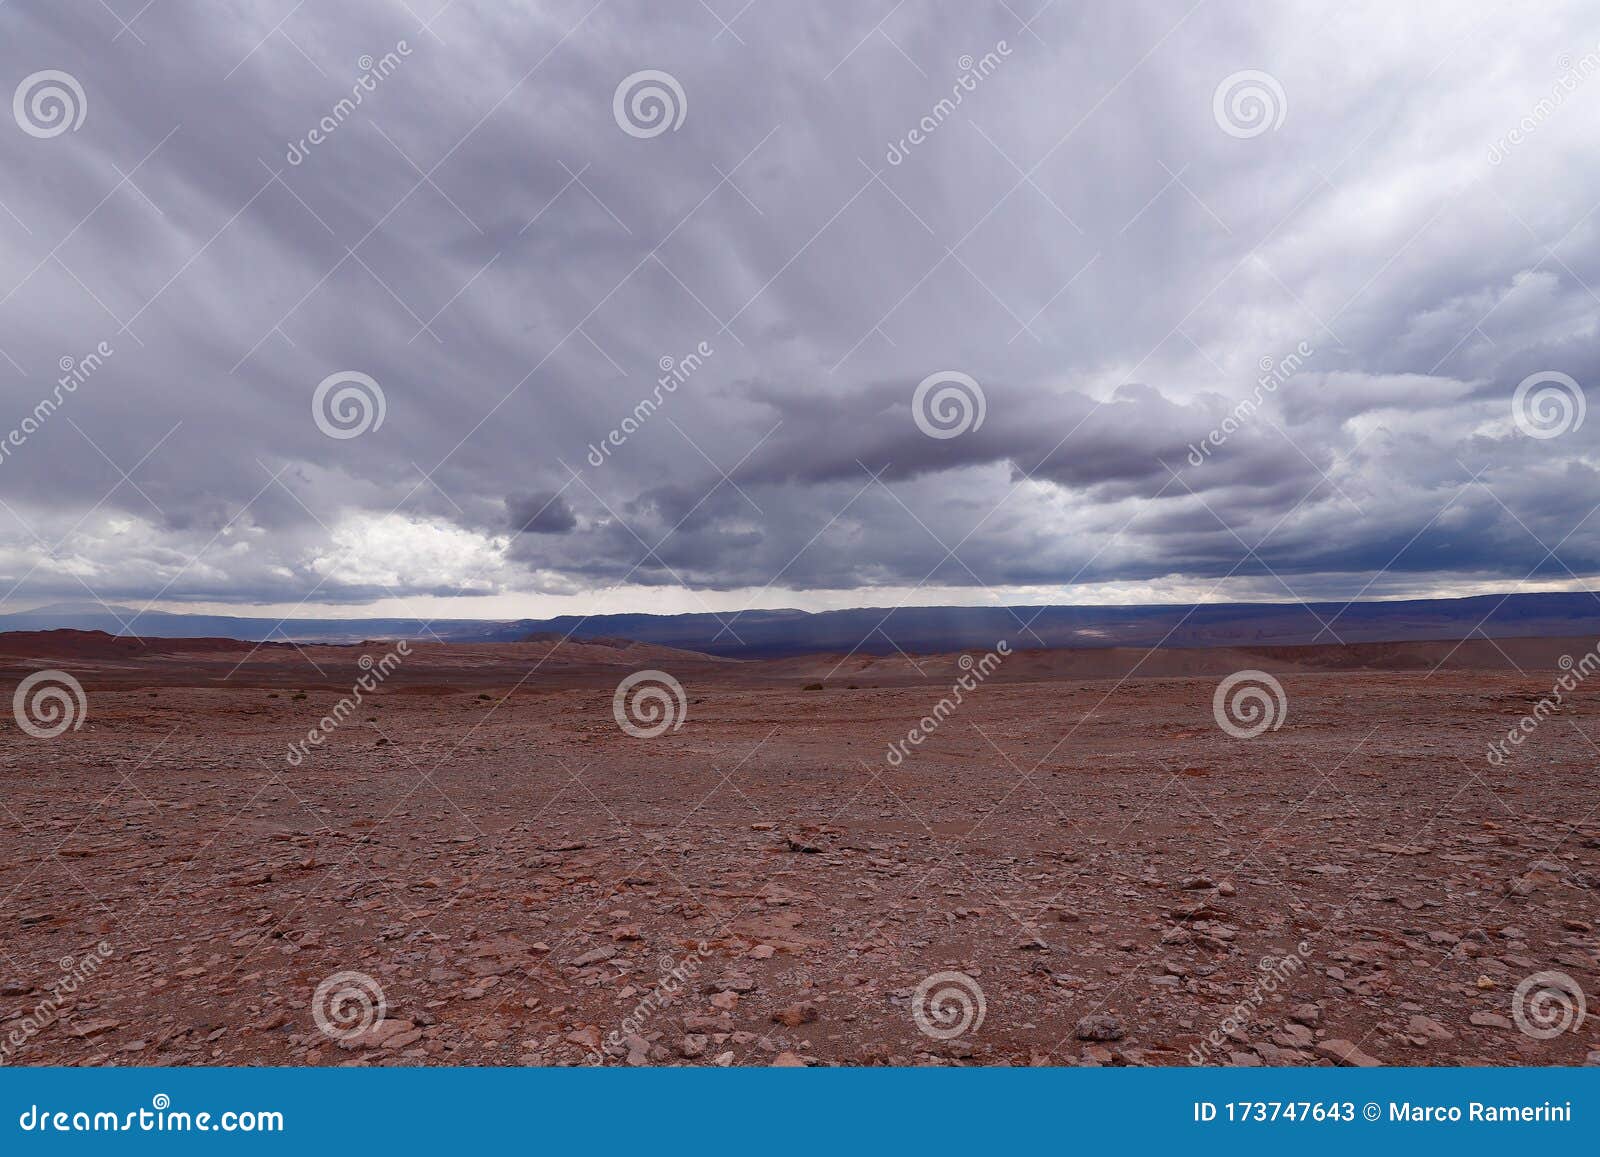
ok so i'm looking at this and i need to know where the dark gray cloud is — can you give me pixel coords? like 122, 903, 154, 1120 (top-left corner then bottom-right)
507, 490, 577, 534
1, 0, 1597, 615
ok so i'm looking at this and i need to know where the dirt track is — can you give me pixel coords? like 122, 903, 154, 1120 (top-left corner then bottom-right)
1, 634, 1597, 1066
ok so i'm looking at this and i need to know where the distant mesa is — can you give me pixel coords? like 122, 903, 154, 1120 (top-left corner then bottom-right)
521, 632, 633, 649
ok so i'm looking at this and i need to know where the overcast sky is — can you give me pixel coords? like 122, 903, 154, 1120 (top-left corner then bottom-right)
1, 0, 1597, 620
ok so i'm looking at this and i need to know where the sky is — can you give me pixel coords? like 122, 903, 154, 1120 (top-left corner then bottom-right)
1, 0, 1597, 622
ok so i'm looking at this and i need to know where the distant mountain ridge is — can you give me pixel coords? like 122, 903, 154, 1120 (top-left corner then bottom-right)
3, 592, 1598, 658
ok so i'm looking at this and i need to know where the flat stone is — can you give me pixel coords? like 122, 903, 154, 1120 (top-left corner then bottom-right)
337, 1018, 417, 1051
564, 1025, 602, 1052
1315, 1038, 1382, 1067
63, 1020, 120, 1039
1406, 1014, 1454, 1041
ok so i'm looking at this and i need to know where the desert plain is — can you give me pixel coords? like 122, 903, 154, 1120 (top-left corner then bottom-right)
1, 629, 1597, 1067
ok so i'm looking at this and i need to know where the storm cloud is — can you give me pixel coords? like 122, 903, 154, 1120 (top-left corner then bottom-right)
1, 1, 1597, 618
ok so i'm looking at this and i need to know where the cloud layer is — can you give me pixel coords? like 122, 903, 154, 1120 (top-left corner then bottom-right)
1, 0, 1597, 618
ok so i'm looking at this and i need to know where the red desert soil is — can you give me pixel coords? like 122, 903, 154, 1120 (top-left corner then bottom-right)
0, 630, 1596, 1067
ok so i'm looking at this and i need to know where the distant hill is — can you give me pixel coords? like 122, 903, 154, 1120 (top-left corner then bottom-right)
0, 629, 1584, 690
505, 593, 1600, 656
0, 603, 516, 646
3, 591, 1598, 658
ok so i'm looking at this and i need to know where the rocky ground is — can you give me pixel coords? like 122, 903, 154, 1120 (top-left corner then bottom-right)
1, 632, 1598, 1067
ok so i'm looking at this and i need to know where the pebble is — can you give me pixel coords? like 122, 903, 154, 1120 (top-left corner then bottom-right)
772, 1004, 818, 1027
1288, 1003, 1321, 1027
1074, 1014, 1125, 1041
